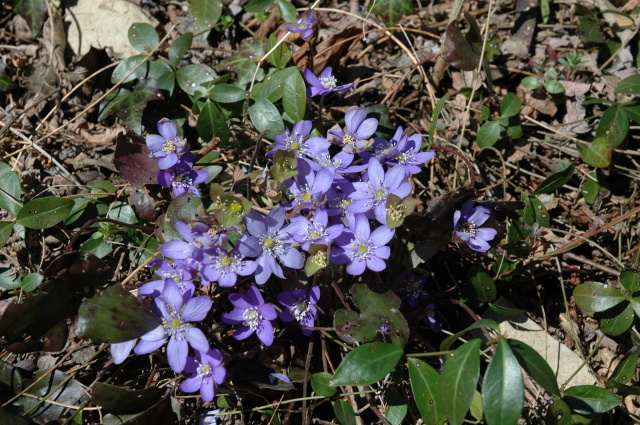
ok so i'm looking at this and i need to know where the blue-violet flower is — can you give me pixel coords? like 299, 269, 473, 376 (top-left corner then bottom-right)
281, 10, 317, 41
453, 200, 497, 253
179, 348, 226, 402
221, 285, 278, 346
304, 67, 353, 97
278, 286, 320, 336
146, 119, 188, 170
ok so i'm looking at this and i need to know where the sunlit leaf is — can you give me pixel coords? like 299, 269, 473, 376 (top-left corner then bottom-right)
248, 96, 284, 139
176, 64, 216, 96
614, 73, 640, 95
128, 23, 159, 53
440, 339, 482, 425
169, 32, 193, 68
600, 301, 634, 336
370, 0, 414, 27
573, 281, 625, 312
17, 197, 74, 229
190, 0, 222, 38
408, 358, 445, 425
477, 121, 502, 148
282, 67, 306, 122
0, 162, 23, 216
595, 104, 628, 149
563, 385, 621, 414
198, 100, 230, 146
330, 343, 403, 386
482, 340, 523, 425
579, 137, 612, 168
507, 339, 560, 396
500, 93, 522, 118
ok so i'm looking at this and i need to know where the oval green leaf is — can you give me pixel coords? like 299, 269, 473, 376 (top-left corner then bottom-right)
500, 93, 522, 118
615, 73, 640, 95
169, 32, 193, 68
0, 162, 22, 216
190, 0, 222, 37
573, 281, 625, 312
128, 23, 159, 53
477, 121, 502, 148
176, 64, 215, 96
607, 351, 638, 388
580, 137, 612, 168
467, 265, 496, 302
532, 162, 575, 195
620, 269, 640, 293
595, 104, 628, 148
482, 340, 524, 425
407, 358, 445, 425
506, 339, 560, 396
282, 67, 306, 122
210, 84, 246, 103
440, 339, 482, 425
330, 343, 403, 387
17, 197, 74, 229
385, 388, 407, 425
600, 301, 634, 336
310, 372, 336, 397
333, 399, 356, 425
198, 100, 230, 146
562, 385, 621, 414
248, 96, 285, 139
0, 221, 14, 250
20, 273, 43, 292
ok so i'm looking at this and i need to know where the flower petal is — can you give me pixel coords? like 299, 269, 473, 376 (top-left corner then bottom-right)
182, 296, 212, 322
167, 336, 188, 372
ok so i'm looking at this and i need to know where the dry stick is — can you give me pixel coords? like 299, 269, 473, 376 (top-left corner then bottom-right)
302, 339, 314, 425
314, 7, 435, 110
35, 24, 179, 145
562, 252, 620, 277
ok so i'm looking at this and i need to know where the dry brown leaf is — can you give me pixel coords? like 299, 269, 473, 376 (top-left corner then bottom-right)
43, 11, 66, 72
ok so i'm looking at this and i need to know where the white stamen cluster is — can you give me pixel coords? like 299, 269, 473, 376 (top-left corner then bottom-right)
303, 223, 328, 242
347, 236, 374, 261
259, 233, 287, 257
319, 75, 337, 89
289, 299, 311, 322
242, 307, 262, 330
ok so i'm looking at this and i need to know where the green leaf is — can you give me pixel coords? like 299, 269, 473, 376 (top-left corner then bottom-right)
107, 201, 138, 225
440, 339, 482, 425
615, 73, 640, 95
562, 385, 621, 415
176, 64, 216, 96
333, 400, 356, 425
215, 37, 266, 85
80, 232, 113, 259
128, 23, 159, 53
607, 351, 638, 388
506, 124, 522, 139
546, 395, 571, 425
623, 105, 640, 124
467, 265, 496, 303
10, 0, 47, 38
507, 339, 560, 396
370, 0, 414, 27
488, 303, 525, 316
330, 343, 403, 387
620, 269, 640, 294
595, 104, 628, 149
544, 80, 565, 94
385, 388, 407, 425
521, 76, 541, 90
111, 56, 171, 84
276, 0, 297, 24
20, 273, 42, 292
266, 32, 292, 70
573, 281, 626, 312
0, 268, 21, 290
190, 0, 222, 38
99, 84, 163, 134
407, 358, 445, 425
0, 222, 13, 250
477, 121, 502, 148
429, 94, 449, 145
245, 0, 274, 13
0, 162, 22, 216
582, 170, 610, 205
210, 84, 246, 103
482, 340, 524, 425
198, 100, 230, 146
600, 301, 634, 336
248, 96, 285, 139
500, 93, 522, 118
310, 372, 336, 397
17, 197, 74, 229
440, 319, 499, 351
169, 32, 193, 68
75, 284, 161, 343
578, 12, 605, 45
470, 391, 483, 421
580, 137, 612, 168
253, 68, 287, 102
282, 67, 306, 122
532, 162, 574, 195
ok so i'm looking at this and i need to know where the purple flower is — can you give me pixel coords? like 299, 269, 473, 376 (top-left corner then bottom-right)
364, 127, 435, 174
285, 208, 343, 251
399, 272, 429, 307
269, 373, 291, 384
348, 158, 411, 224
146, 119, 188, 170
285, 161, 334, 209
238, 207, 304, 284
281, 10, 317, 41
221, 285, 278, 346
111, 339, 136, 364
278, 286, 320, 336
328, 106, 378, 153
179, 348, 226, 402
199, 246, 257, 287
138, 259, 196, 298
304, 67, 353, 97
425, 304, 442, 331
157, 152, 209, 197
267, 121, 314, 158
134, 279, 212, 372
453, 200, 497, 253
330, 214, 394, 275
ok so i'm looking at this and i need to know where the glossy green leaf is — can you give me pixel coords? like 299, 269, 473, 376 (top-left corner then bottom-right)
210, 84, 246, 103
111, 55, 149, 84
477, 121, 502, 148
334, 400, 356, 425
370, 0, 414, 27
267, 32, 291, 70
310, 372, 336, 397
10, 0, 47, 38
0, 162, 22, 216
440, 319, 499, 351
0, 268, 21, 290
615, 73, 640, 95
215, 37, 266, 85
500, 93, 522, 118
563, 385, 621, 414
176, 64, 216, 96
580, 137, 612, 168
407, 358, 445, 425
440, 339, 482, 425
532, 162, 574, 195
92, 382, 163, 414
248, 96, 285, 139
17, 197, 74, 229
595, 104, 628, 148
467, 265, 496, 303
198, 100, 231, 146
623, 105, 640, 124
573, 281, 625, 312
607, 351, 638, 388
276, 0, 296, 23
620, 270, 640, 293
128, 23, 159, 53
283, 67, 306, 122
80, 232, 113, 259
75, 283, 161, 343
385, 388, 407, 425
582, 170, 610, 205
482, 340, 524, 425
600, 301, 634, 336
190, 0, 222, 37
20, 273, 42, 292
521, 76, 541, 90
107, 201, 138, 225
470, 391, 483, 421
507, 339, 560, 396
330, 343, 403, 387
245, 0, 274, 13
253, 68, 287, 102
546, 395, 571, 425
169, 32, 193, 68
0, 221, 13, 250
